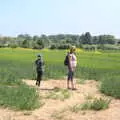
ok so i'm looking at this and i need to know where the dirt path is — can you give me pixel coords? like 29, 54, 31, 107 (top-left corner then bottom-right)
0, 79, 120, 120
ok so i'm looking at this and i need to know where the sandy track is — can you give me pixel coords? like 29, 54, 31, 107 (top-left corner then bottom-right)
0, 79, 120, 120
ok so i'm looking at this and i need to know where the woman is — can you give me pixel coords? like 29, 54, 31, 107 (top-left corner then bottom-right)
67, 46, 77, 90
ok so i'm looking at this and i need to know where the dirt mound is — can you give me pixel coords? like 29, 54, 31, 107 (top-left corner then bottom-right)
0, 79, 120, 120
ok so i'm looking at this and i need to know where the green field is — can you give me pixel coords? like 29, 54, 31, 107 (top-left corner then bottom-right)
0, 48, 120, 80
0, 48, 120, 110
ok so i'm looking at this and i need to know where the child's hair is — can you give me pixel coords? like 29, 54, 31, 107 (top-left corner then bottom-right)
37, 54, 41, 57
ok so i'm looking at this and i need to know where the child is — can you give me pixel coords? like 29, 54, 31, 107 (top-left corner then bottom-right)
35, 54, 44, 86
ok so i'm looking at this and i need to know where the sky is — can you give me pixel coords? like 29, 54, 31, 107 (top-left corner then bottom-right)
0, 0, 120, 38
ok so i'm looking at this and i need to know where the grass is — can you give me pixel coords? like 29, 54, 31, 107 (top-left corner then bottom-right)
71, 102, 90, 113
0, 69, 42, 110
0, 48, 120, 99
46, 87, 71, 101
71, 98, 110, 112
1, 48, 120, 80
0, 84, 41, 110
0, 69, 22, 86
100, 75, 120, 98
88, 98, 110, 111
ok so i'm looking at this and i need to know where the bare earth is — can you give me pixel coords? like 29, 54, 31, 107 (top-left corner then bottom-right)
0, 79, 120, 120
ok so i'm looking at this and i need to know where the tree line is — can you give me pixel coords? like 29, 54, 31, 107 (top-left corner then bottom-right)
0, 32, 120, 50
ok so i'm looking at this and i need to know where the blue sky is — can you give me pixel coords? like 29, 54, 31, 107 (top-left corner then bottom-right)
0, 0, 120, 37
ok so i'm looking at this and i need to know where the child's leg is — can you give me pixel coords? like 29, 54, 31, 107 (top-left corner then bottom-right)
36, 73, 39, 85
38, 71, 43, 86
38, 75, 42, 86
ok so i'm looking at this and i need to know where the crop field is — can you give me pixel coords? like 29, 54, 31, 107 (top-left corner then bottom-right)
0, 48, 120, 113
0, 48, 120, 80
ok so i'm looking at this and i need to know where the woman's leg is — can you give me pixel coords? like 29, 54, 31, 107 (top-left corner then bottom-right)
67, 65, 72, 89
71, 71, 77, 90
71, 71, 74, 89
67, 71, 71, 89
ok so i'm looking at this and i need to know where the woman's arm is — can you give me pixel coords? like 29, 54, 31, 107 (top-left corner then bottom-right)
68, 54, 72, 70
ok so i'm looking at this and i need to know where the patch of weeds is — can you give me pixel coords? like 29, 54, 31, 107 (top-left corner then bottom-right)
70, 104, 83, 113
70, 102, 91, 113
0, 84, 42, 110
90, 98, 111, 110
100, 76, 120, 98
71, 97, 110, 112
0, 70, 22, 86
80, 101, 91, 110
46, 88, 71, 101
